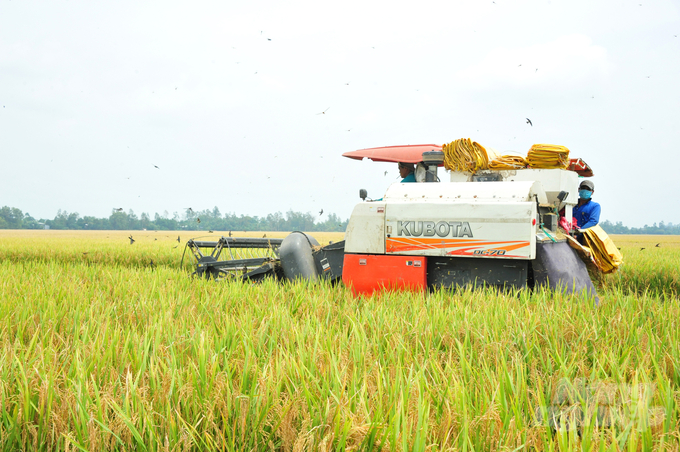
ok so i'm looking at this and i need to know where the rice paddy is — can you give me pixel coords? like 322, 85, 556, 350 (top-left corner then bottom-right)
0, 230, 678, 451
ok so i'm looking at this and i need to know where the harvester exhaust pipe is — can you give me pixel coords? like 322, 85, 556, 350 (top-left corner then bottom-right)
422, 150, 445, 182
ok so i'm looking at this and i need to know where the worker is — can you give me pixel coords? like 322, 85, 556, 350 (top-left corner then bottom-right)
573, 180, 600, 231
371, 162, 417, 202
398, 162, 416, 183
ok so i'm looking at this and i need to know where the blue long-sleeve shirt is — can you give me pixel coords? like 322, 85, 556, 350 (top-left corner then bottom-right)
401, 172, 416, 183
573, 199, 601, 229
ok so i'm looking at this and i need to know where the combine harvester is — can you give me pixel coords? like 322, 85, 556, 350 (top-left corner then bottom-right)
187, 143, 598, 298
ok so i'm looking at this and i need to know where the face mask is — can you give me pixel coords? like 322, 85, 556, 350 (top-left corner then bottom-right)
579, 189, 592, 200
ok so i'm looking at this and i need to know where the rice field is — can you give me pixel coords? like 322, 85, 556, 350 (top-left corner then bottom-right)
0, 230, 679, 451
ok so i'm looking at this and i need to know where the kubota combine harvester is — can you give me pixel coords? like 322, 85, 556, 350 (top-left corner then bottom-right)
186, 143, 598, 298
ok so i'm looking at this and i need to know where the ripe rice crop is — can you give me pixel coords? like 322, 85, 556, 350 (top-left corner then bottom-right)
0, 230, 678, 451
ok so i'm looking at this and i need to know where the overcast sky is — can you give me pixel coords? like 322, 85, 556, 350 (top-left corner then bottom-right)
1, 0, 678, 227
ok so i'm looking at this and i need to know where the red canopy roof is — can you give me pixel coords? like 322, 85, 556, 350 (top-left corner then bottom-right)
342, 144, 443, 164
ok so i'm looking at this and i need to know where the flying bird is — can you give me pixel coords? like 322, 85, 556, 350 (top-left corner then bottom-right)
154, 165, 159, 169
115, 208, 123, 212
196, 218, 201, 224
526, 118, 533, 126
316, 107, 330, 115
384, 171, 388, 176
129, 235, 135, 245
185, 207, 193, 213
263, 233, 267, 238
655, 243, 660, 247
640, 247, 645, 251
177, 236, 180, 243
319, 209, 324, 216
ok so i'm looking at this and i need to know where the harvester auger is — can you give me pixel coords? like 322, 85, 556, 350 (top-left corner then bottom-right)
186, 143, 600, 301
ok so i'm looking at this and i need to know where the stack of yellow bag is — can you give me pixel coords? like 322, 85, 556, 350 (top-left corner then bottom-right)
442, 138, 497, 173
488, 154, 528, 170
581, 225, 623, 274
526, 144, 570, 169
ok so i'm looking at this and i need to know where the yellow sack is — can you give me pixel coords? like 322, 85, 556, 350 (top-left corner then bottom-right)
527, 144, 570, 169
443, 138, 497, 173
581, 225, 623, 274
489, 154, 528, 170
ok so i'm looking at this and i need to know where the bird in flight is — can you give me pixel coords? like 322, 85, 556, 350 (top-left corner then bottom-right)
655, 243, 660, 247
129, 235, 135, 245
196, 218, 201, 224
154, 165, 159, 169
115, 208, 123, 212
640, 247, 645, 251
384, 171, 388, 176
526, 118, 533, 126
319, 209, 324, 216
316, 107, 330, 115
185, 207, 193, 213
177, 236, 180, 243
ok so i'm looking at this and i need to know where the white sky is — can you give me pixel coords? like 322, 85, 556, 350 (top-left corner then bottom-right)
1, 0, 679, 227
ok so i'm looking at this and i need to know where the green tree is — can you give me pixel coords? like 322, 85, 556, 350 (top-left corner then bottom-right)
109, 211, 130, 230
0, 206, 24, 229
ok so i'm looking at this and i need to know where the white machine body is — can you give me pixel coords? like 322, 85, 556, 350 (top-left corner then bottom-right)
345, 169, 581, 261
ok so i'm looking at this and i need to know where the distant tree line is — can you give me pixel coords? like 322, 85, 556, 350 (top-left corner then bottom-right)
0, 206, 348, 232
599, 220, 680, 235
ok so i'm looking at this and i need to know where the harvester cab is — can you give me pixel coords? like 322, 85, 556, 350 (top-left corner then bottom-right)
340, 143, 596, 297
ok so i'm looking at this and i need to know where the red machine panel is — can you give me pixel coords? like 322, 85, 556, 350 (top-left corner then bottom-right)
342, 144, 443, 164
342, 254, 427, 296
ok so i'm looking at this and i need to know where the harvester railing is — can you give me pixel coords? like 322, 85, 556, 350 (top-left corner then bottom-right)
185, 237, 283, 280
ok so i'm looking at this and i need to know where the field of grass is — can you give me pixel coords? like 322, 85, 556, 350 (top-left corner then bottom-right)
0, 230, 678, 451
